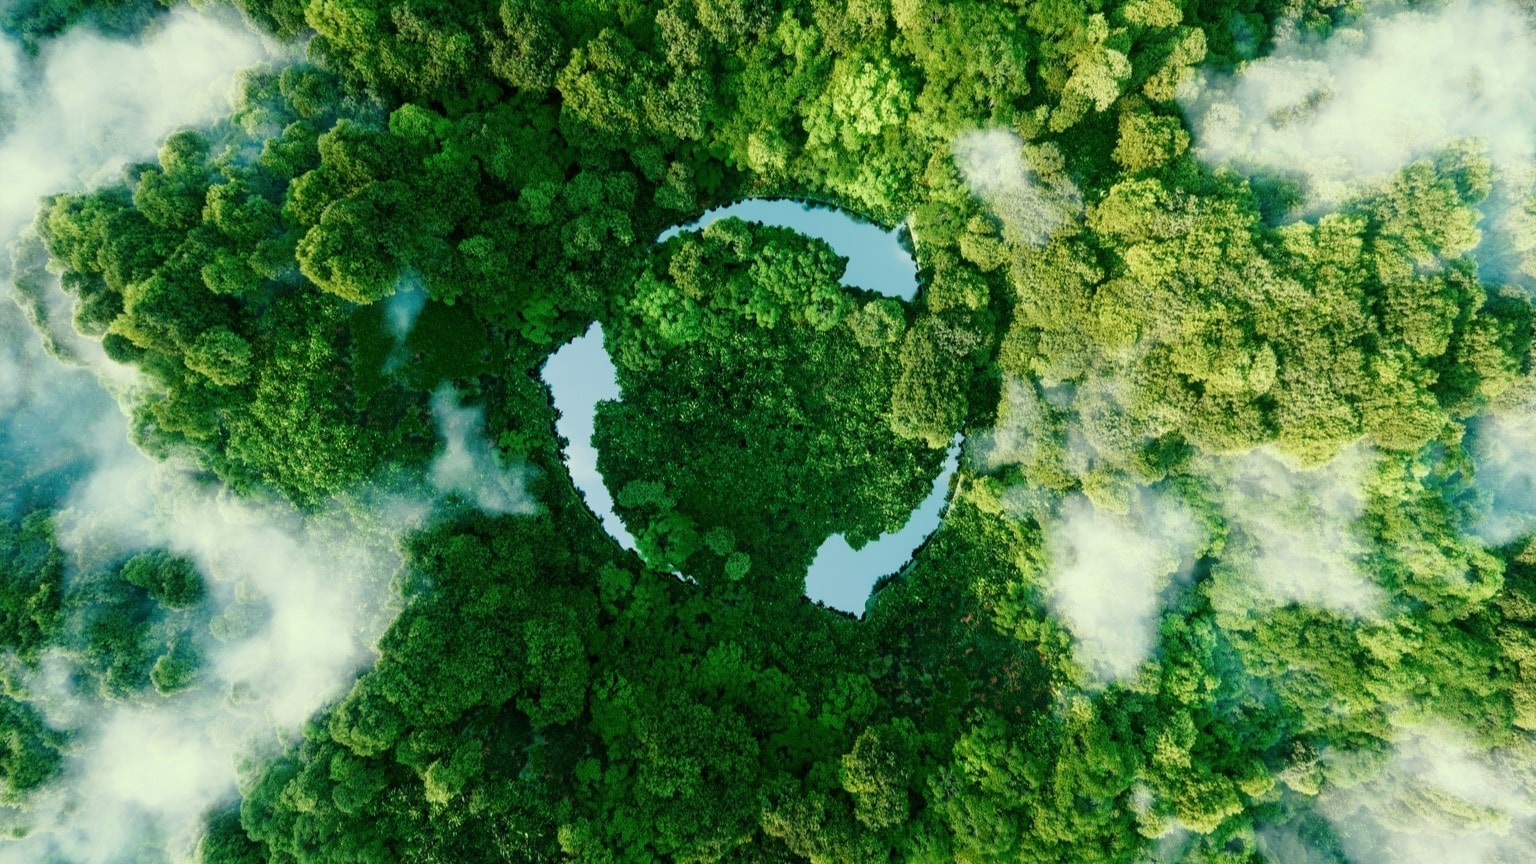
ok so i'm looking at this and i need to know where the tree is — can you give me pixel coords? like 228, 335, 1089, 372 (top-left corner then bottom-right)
841, 721, 916, 829
889, 316, 983, 449
0, 697, 67, 802
0, 511, 65, 659
150, 639, 203, 695
120, 551, 206, 610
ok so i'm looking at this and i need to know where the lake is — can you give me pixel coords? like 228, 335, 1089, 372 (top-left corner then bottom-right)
543, 200, 953, 615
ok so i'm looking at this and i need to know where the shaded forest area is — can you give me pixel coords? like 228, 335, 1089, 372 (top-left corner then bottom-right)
4, 0, 1536, 861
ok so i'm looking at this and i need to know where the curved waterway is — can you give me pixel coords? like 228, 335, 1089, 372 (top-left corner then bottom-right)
542, 200, 954, 615
660, 199, 920, 300
541, 324, 635, 552
802, 438, 961, 613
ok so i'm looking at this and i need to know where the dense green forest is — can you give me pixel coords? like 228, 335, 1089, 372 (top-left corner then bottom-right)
3, 0, 1536, 861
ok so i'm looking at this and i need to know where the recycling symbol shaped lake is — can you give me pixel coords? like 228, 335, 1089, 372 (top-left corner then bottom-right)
543, 196, 958, 611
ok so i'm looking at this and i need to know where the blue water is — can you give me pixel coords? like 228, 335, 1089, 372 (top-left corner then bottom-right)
543, 199, 950, 615
803, 440, 960, 615
659, 199, 919, 300
541, 324, 636, 552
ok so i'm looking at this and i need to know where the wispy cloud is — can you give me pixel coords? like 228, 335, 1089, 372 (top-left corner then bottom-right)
0, 10, 453, 862
953, 128, 1083, 247
0, 7, 272, 244
4, 458, 431, 863
1309, 724, 1536, 864
1044, 490, 1202, 682
1181, 0, 1536, 205
381, 271, 427, 372
430, 387, 538, 516
971, 377, 1056, 474
1469, 411, 1536, 545
0, 6, 272, 519
1204, 445, 1383, 617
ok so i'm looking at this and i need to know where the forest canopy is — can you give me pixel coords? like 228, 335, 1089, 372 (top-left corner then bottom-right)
1, 0, 1536, 862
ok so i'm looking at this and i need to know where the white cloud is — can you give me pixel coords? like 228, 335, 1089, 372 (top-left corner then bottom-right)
953, 128, 1083, 247
0, 446, 434, 864
0, 10, 454, 862
1469, 411, 1536, 545
379, 271, 428, 374
1311, 725, 1536, 864
0, 296, 124, 515
1044, 490, 1201, 682
0, 457, 417, 861
385, 273, 428, 344
973, 381, 1203, 682
0, 7, 273, 245
971, 377, 1053, 473
1476, 164, 1536, 284
430, 387, 538, 516
0, 6, 272, 523
1181, 0, 1536, 205
1205, 445, 1383, 616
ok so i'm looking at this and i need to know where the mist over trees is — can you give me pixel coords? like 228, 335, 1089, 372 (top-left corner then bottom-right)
0, 0, 1535, 862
